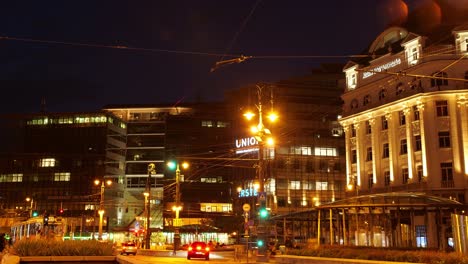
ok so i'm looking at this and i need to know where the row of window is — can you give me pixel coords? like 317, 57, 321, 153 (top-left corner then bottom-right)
0, 172, 71, 182
288, 146, 338, 156
27, 116, 126, 129
363, 162, 452, 189
352, 130, 450, 163
350, 100, 448, 137
201, 120, 230, 128
349, 70, 467, 110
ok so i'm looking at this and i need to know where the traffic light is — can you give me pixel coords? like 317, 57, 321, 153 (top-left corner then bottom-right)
259, 207, 269, 219
59, 208, 64, 214
257, 239, 265, 247
43, 213, 49, 226
32, 210, 39, 217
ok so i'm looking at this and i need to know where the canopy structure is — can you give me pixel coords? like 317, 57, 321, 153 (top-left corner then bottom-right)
271, 192, 466, 250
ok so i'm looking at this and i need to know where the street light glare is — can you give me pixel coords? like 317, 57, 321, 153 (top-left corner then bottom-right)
181, 162, 189, 169
250, 126, 259, 134
243, 111, 255, 120
267, 112, 278, 122
266, 137, 275, 146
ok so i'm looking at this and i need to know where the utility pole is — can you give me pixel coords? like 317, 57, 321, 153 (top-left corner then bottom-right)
145, 163, 155, 249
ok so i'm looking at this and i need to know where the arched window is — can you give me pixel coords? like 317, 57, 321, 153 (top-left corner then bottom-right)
378, 88, 387, 100
396, 82, 405, 95
363, 95, 371, 106
350, 99, 359, 109
431, 72, 448, 87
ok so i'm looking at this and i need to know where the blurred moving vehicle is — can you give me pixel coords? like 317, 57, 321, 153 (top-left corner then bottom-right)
187, 241, 210, 260
121, 242, 137, 255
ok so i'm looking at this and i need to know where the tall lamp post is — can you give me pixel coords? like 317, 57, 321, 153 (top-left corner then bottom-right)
243, 84, 277, 255
167, 161, 189, 255
144, 163, 156, 249
25, 197, 36, 218
94, 179, 112, 240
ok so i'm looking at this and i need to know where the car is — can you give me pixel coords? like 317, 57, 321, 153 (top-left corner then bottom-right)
121, 242, 137, 255
187, 241, 210, 260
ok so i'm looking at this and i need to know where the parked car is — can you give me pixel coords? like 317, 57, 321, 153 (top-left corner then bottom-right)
121, 242, 137, 255
187, 241, 210, 260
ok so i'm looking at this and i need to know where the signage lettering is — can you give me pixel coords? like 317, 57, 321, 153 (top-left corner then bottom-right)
363, 58, 401, 79
235, 137, 258, 148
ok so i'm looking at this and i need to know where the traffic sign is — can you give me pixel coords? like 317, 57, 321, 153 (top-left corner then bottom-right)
243, 203, 251, 212
258, 192, 266, 201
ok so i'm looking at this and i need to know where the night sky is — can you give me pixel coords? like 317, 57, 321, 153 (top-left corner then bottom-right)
1, 0, 465, 114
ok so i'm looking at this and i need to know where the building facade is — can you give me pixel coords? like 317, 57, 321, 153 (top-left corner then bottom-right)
339, 24, 468, 248
0, 112, 127, 237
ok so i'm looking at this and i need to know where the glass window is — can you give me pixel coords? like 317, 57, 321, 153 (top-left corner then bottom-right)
363, 95, 371, 106
368, 174, 374, 189
201, 120, 213, 127
416, 225, 427, 248
351, 150, 357, 164
413, 105, 420, 120
379, 88, 387, 100
40, 158, 56, 167
399, 111, 406, 126
402, 168, 409, 184
431, 72, 448, 87
436, 101, 449, 117
396, 82, 405, 95
400, 139, 408, 155
366, 121, 372, 134
417, 165, 424, 182
366, 147, 372, 161
290, 180, 301, 190
351, 124, 356, 137
382, 143, 389, 158
441, 162, 453, 182
384, 171, 391, 186
381, 116, 388, 130
54, 172, 71, 182
314, 147, 337, 156
415, 135, 422, 151
316, 181, 328, 190
438, 131, 451, 148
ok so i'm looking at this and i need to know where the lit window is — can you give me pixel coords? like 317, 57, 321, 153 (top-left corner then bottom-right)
216, 121, 230, 128
54, 172, 71, 181
201, 120, 213, 127
314, 147, 337, 156
40, 158, 56, 167
290, 181, 301, 190
316, 181, 328, 190
0, 173, 23, 182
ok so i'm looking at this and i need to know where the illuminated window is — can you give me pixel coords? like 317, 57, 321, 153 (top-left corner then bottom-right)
216, 121, 229, 128
0, 173, 23, 182
54, 172, 71, 182
316, 181, 328, 190
412, 47, 418, 61
40, 158, 56, 167
314, 147, 337, 156
416, 225, 427, 248
290, 181, 300, 190
201, 120, 213, 127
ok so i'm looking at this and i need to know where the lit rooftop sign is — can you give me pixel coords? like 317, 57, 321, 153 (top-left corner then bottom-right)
235, 137, 259, 154
362, 58, 401, 79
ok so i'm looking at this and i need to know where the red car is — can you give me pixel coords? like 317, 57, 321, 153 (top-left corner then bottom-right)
187, 241, 210, 260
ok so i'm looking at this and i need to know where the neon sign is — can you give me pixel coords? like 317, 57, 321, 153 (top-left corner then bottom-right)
363, 58, 401, 79
235, 137, 258, 148
239, 188, 258, 198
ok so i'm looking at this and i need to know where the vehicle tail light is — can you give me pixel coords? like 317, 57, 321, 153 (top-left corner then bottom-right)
205, 247, 210, 252
188, 246, 193, 251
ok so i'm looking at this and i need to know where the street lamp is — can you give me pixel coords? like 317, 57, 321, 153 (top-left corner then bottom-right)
25, 197, 36, 217
144, 163, 156, 249
94, 178, 112, 240
167, 160, 189, 254
243, 84, 277, 256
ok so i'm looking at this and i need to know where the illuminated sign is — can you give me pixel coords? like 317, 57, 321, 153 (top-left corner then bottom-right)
235, 137, 259, 154
362, 58, 401, 79
239, 188, 258, 198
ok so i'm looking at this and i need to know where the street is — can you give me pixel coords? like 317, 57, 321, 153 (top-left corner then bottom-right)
118, 250, 270, 264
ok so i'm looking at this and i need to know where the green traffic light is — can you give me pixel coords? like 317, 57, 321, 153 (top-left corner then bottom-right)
32, 211, 39, 217
257, 240, 264, 247
167, 161, 176, 170
259, 208, 268, 218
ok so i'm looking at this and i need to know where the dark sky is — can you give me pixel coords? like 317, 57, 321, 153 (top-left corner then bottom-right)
0, 0, 463, 113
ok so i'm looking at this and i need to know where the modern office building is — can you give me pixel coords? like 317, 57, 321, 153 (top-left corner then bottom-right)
338, 23, 468, 248
0, 112, 127, 237
103, 103, 236, 244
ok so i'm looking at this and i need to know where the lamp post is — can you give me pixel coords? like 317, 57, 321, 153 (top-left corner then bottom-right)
144, 163, 156, 249
167, 161, 189, 255
243, 84, 277, 256
25, 197, 35, 218
95, 179, 112, 240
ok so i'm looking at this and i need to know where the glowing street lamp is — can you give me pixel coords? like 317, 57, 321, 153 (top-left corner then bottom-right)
94, 178, 112, 240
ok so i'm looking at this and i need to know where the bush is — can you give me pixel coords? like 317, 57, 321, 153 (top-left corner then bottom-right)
10, 239, 115, 256
286, 245, 468, 264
